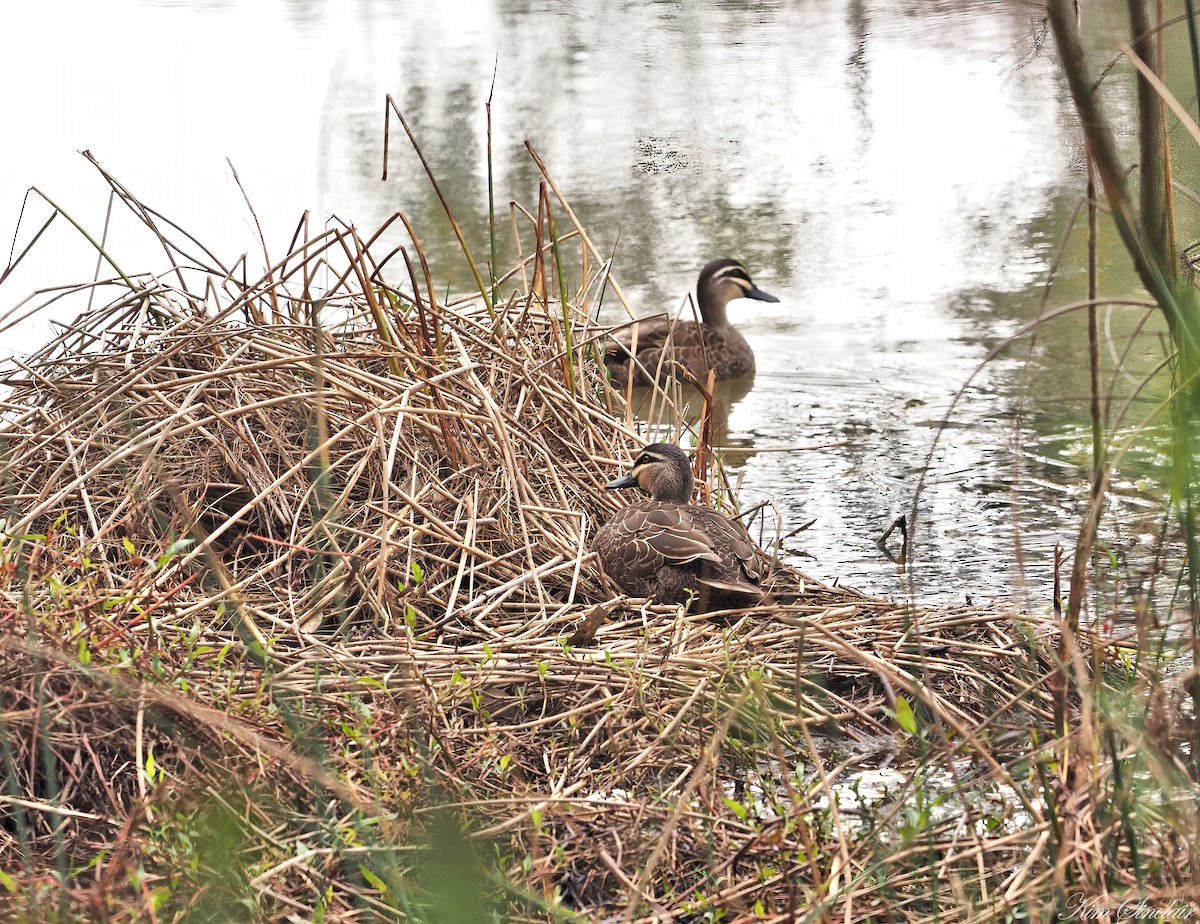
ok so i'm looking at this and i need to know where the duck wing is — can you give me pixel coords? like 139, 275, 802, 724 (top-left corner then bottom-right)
592, 502, 766, 607
636, 505, 725, 566
592, 504, 720, 596
687, 509, 763, 588
607, 316, 679, 356
604, 318, 706, 386
606, 321, 755, 385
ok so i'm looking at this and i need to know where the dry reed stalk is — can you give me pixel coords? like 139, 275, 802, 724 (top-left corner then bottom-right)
0, 153, 1191, 921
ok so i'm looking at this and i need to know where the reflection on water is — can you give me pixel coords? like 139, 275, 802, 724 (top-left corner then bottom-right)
0, 0, 1186, 607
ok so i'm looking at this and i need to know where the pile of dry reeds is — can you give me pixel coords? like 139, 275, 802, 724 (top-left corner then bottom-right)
0, 151, 1194, 922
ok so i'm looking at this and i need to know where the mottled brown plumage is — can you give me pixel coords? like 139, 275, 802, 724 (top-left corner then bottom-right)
591, 443, 765, 612
604, 258, 779, 387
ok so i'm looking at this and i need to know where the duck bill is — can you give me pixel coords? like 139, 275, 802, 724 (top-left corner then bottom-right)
605, 473, 641, 490
746, 285, 780, 304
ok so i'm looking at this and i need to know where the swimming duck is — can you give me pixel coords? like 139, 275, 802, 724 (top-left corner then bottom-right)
591, 442, 766, 611
604, 259, 779, 387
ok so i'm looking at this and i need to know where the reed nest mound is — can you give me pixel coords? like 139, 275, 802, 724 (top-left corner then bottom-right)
0, 175, 1184, 920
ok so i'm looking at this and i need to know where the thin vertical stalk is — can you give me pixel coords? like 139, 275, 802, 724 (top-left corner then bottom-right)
1046, 5, 1180, 314
542, 183, 576, 394
486, 59, 499, 292
1135, 0, 1200, 754
1157, 0, 1179, 261
1130, 0, 1170, 262
1065, 157, 1105, 638
1186, 0, 1200, 119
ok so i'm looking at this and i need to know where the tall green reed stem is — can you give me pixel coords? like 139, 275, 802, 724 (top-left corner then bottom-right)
1185, 0, 1200, 121
487, 60, 499, 293
541, 182, 576, 394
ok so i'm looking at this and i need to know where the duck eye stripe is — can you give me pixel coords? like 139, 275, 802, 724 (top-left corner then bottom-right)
712, 267, 750, 285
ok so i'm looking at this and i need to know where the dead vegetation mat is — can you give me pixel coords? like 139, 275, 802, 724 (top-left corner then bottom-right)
0, 178, 1185, 921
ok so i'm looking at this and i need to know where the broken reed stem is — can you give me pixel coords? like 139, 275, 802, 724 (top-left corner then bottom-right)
396, 210, 445, 356
28, 189, 136, 292
524, 139, 635, 317
383, 95, 495, 320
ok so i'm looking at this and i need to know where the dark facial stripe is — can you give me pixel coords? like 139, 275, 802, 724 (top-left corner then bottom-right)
634, 450, 670, 468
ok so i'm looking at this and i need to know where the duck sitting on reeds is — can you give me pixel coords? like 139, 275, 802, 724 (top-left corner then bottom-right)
592, 442, 767, 612
604, 258, 779, 387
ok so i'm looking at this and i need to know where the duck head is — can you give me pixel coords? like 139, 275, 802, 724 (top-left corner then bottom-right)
697, 259, 779, 327
605, 442, 695, 504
